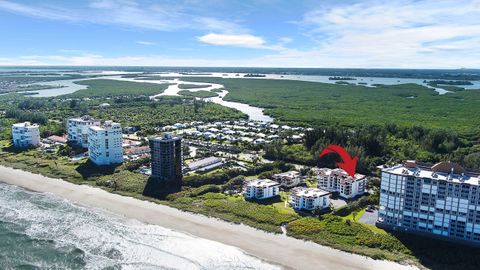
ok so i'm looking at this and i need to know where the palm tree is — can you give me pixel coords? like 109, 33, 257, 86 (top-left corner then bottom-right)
352, 211, 358, 221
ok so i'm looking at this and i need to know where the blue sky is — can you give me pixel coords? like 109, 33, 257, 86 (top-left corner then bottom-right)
0, 0, 479, 68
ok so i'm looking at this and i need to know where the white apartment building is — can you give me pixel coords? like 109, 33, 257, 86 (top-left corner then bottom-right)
315, 168, 367, 199
290, 187, 330, 211
272, 171, 304, 188
87, 121, 123, 166
244, 179, 280, 200
379, 160, 480, 245
67, 115, 100, 148
12, 122, 40, 148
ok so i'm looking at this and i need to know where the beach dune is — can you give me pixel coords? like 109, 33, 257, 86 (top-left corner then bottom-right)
0, 165, 416, 270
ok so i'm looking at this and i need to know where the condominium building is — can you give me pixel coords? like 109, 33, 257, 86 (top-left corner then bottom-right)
314, 168, 367, 199
244, 179, 280, 200
149, 133, 182, 182
87, 121, 123, 166
290, 187, 330, 211
67, 115, 100, 148
12, 122, 40, 148
272, 171, 304, 188
378, 160, 480, 245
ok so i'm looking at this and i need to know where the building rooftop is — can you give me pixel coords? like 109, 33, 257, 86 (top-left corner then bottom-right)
12, 122, 38, 128
382, 160, 480, 186
46, 135, 67, 143
246, 179, 280, 188
89, 121, 121, 131
69, 115, 97, 122
291, 187, 329, 198
187, 157, 222, 170
273, 171, 301, 178
314, 168, 365, 181
150, 132, 181, 142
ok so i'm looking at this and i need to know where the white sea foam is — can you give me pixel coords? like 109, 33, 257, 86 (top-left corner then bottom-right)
0, 183, 280, 269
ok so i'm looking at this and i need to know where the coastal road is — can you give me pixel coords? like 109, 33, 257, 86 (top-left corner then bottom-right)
0, 165, 417, 270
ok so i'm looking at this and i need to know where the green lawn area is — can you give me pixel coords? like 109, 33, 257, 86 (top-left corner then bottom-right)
342, 208, 366, 221
176, 77, 480, 131
70, 79, 170, 97
272, 191, 296, 215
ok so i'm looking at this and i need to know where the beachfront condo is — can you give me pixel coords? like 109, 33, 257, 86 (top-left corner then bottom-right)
149, 133, 182, 182
290, 187, 330, 211
87, 121, 123, 166
244, 179, 280, 200
314, 168, 367, 199
272, 171, 304, 188
67, 115, 101, 148
11, 122, 40, 148
378, 160, 480, 245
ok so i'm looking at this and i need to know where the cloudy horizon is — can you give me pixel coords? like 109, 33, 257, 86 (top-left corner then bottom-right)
1, 0, 479, 68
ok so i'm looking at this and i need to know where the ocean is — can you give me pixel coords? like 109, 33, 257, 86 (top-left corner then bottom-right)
0, 183, 279, 269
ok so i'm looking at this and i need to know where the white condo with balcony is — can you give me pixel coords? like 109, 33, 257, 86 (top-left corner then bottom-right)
88, 121, 123, 166
12, 122, 40, 148
314, 168, 366, 199
290, 187, 330, 211
67, 115, 101, 148
244, 179, 280, 200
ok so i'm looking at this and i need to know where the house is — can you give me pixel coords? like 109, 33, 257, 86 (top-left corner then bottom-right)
125, 146, 150, 156
290, 187, 330, 211
44, 135, 67, 145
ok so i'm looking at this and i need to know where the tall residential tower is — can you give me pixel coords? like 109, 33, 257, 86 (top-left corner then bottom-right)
149, 133, 182, 182
67, 115, 100, 148
87, 121, 123, 166
378, 160, 480, 245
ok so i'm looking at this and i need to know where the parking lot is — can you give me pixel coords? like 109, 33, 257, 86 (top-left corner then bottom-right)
358, 209, 378, 225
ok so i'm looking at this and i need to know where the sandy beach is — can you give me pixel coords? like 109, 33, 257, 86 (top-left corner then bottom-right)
0, 165, 417, 270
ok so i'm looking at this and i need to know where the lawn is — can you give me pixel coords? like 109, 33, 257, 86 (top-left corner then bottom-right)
342, 208, 366, 221
272, 191, 296, 215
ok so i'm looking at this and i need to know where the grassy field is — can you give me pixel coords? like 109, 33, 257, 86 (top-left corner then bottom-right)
177, 90, 218, 98
176, 77, 480, 131
70, 79, 170, 97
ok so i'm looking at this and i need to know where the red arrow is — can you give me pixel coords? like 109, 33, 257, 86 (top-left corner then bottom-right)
319, 144, 358, 177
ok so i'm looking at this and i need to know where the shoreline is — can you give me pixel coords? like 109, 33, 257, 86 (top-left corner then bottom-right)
0, 165, 416, 270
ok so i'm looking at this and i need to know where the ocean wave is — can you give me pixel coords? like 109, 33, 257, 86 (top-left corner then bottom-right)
0, 183, 279, 269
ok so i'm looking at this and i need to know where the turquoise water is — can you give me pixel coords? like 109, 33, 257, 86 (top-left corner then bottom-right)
0, 183, 279, 269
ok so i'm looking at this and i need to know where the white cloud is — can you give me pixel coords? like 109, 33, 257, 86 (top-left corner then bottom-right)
198, 33, 266, 48
0, 0, 246, 33
294, 0, 480, 68
136, 41, 156, 45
